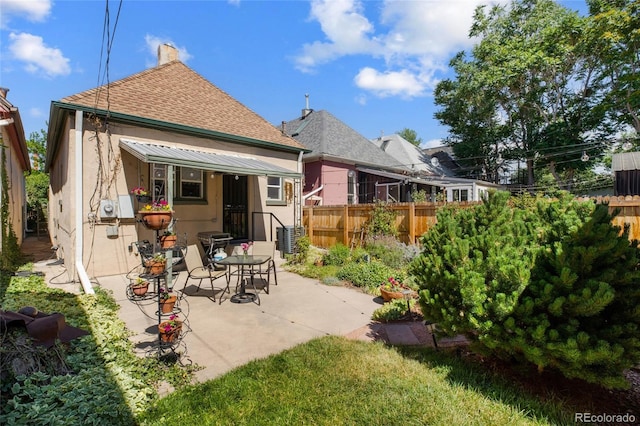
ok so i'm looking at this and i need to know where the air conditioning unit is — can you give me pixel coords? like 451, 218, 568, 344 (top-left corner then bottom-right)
100, 199, 117, 219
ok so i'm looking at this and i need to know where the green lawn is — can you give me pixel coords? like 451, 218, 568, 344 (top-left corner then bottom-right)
137, 336, 573, 426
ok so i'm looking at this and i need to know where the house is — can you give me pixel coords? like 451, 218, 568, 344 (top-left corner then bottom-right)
612, 151, 640, 196
284, 100, 436, 205
45, 44, 307, 288
0, 88, 30, 249
419, 144, 502, 201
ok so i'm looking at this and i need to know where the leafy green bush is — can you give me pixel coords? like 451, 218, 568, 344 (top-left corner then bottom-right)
322, 243, 350, 266
364, 235, 420, 270
291, 235, 310, 264
365, 201, 398, 237
336, 260, 394, 291
411, 190, 640, 388
372, 298, 415, 322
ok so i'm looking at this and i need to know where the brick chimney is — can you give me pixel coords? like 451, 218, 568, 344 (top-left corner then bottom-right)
157, 43, 179, 66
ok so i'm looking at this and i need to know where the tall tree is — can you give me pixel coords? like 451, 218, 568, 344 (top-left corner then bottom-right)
586, 0, 640, 134
396, 128, 422, 147
435, 0, 605, 189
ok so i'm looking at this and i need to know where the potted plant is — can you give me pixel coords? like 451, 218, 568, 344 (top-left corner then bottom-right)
158, 314, 182, 343
159, 230, 177, 249
130, 186, 151, 203
138, 200, 173, 230
145, 253, 167, 275
130, 277, 149, 296
159, 286, 177, 313
379, 276, 413, 302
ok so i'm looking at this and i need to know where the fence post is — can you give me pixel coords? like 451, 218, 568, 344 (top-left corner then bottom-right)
343, 205, 349, 246
409, 202, 415, 244
307, 206, 314, 247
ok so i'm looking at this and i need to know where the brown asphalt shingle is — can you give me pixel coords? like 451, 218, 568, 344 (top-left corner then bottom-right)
61, 61, 304, 150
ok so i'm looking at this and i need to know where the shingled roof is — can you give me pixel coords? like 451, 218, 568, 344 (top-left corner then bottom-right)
284, 109, 409, 171
58, 60, 304, 151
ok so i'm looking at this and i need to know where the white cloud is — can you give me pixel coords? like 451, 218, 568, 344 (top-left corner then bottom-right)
144, 35, 193, 66
29, 106, 44, 118
0, 0, 51, 28
421, 138, 444, 149
295, 0, 382, 71
354, 67, 426, 98
295, 0, 505, 99
8, 32, 70, 77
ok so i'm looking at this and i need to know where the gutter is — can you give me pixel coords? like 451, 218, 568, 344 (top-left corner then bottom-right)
74, 110, 94, 295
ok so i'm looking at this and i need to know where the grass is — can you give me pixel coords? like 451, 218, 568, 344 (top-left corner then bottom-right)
3, 258, 576, 425
138, 337, 574, 426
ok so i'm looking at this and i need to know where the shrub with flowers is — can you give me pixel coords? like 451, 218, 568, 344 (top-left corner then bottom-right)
141, 200, 172, 211
130, 186, 148, 196
241, 241, 253, 255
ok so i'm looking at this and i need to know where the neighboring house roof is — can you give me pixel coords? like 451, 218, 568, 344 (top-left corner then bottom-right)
284, 110, 409, 172
370, 134, 452, 177
47, 60, 306, 170
0, 91, 30, 171
612, 151, 640, 171
422, 146, 461, 173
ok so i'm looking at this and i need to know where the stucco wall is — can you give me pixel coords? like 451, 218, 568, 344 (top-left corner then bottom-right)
1, 126, 27, 245
50, 115, 301, 278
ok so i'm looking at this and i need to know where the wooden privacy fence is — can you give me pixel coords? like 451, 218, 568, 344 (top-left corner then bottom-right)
302, 202, 477, 248
303, 196, 640, 249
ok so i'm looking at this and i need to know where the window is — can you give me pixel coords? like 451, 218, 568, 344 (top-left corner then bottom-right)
179, 167, 203, 198
460, 189, 469, 201
267, 176, 282, 201
152, 164, 167, 201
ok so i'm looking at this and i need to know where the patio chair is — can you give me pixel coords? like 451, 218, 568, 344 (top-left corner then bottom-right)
250, 241, 277, 294
181, 245, 229, 304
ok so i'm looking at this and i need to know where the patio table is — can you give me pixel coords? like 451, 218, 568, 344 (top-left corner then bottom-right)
214, 255, 271, 304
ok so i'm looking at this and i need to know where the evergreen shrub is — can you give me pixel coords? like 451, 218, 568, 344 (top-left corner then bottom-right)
410, 190, 640, 388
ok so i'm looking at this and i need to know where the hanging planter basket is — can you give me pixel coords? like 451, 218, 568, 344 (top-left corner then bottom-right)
159, 294, 177, 313
158, 320, 182, 343
145, 259, 167, 275
130, 281, 150, 296
138, 210, 173, 231
159, 235, 177, 249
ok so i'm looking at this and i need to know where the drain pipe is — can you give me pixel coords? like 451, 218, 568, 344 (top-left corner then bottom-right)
74, 110, 94, 294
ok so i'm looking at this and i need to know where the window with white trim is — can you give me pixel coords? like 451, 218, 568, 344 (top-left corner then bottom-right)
179, 167, 203, 199
267, 176, 283, 201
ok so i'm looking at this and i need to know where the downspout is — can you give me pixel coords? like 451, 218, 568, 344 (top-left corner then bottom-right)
296, 151, 303, 228
74, 110, 94, 294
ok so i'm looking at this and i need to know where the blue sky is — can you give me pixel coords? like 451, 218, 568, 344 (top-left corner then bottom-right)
1, 0, 587, 149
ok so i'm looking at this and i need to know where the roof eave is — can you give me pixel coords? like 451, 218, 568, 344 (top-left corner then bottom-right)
47, 101, 311, 161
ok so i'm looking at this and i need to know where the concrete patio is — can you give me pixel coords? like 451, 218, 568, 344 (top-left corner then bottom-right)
22, 235, 443, 385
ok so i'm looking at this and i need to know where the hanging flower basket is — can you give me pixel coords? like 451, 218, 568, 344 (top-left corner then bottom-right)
130, 279, 150, 296
145, 258, 167, 275
158, 318, 182, 343
160, 294, 177, 313
159, 234, 177, 249
139, 210, 173, 231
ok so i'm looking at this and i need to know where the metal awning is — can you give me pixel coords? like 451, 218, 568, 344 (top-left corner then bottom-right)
612, 152, 640, 172
356, 167, 430, 185
119, 138, 301, 178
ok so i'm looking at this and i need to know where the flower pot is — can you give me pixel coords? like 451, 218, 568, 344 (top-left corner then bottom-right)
160, 294, 177, 313
158, 320, 182, 343
130, 281, 149, 296
380, 285, 411, 302
159, 235, 177, 249
145, 260, 166, 275
139, 210, 173, 230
